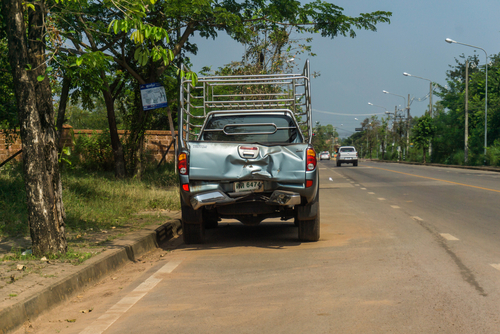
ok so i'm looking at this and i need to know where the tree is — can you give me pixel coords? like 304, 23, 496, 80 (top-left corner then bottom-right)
48, 0, 391, 177
411, 115, 435, 163
2, 0, 67, 255
360, 116, 380, 158
0, 13, 18, 146
379, 116, 390, 159
434, 53, 500, 165
312, 122, 338, 153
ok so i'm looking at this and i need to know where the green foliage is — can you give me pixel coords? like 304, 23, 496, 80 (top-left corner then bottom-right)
434, 53, 500, 165
59, 145, 72, 166
411, 115, 436, 149
0, 163, 28, 237
2, 247, 93, 264
486, 139, 500, 166
0, 37, 18, 143
411, 115, 435, 163
62, 101, 122, 130
312, 122, 338, 153
72, 130, 114, 171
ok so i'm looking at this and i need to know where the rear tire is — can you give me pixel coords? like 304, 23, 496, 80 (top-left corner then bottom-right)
181, 197, 205, 244
297, 192, 320, 242
298, 207, 320, 241
353, 161, 358, 166
182, 222, 205, 244
337, 161, 341, 167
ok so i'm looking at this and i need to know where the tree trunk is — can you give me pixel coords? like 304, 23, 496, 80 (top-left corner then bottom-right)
3, 0, 67, 255
56, 75, 71, 150
101, 74, 127, 178
126, 84, 148, 178
423, 147, 426, 164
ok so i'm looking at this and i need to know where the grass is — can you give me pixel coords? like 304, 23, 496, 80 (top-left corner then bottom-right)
2, 247, 97, 265
0, 162, 180, 245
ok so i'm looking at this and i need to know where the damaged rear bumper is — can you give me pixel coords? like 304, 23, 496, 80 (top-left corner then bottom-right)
190, 189, 301, 210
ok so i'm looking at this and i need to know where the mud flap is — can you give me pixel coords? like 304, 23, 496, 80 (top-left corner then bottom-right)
181, 195, 203, 224
297, 193, 319, 220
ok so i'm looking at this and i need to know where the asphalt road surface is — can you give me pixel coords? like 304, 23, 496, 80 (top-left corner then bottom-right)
19, 161, 500, 333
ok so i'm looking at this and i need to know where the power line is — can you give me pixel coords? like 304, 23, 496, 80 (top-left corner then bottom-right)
313, 109, 386, 116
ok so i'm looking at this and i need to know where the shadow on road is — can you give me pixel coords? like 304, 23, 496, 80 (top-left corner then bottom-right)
170, 219, 304, 251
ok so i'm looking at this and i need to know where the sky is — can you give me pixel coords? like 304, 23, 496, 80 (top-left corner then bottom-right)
187, 0, 500, 138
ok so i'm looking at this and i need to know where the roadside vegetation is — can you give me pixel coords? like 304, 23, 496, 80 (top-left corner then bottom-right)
339, 53, 500, 167
0, 161, 180, 255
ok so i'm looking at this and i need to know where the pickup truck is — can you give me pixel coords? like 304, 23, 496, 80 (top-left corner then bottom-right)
336, 146, 358, 166
177, 60, 320, 244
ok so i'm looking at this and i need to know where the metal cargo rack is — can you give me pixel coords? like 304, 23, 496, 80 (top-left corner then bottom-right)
179, 60, 313, 148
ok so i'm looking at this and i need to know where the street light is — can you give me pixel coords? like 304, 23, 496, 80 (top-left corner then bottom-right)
403, 72, 435, 160
403, 72, 433, 117
368, 102, 388, 111
383, 90, 406, 107
446, 37, 488, 165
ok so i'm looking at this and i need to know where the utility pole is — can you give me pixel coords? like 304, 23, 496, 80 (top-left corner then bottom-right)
428, 81, 433, 161
465, 60, 469, 164
406, 94, 410, 160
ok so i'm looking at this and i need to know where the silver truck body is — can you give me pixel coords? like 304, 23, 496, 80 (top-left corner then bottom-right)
177, 60, 320, 242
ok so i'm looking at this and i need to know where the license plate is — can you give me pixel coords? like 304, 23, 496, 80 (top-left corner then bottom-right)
345, 157, 352, 160
234, 181, 263, 192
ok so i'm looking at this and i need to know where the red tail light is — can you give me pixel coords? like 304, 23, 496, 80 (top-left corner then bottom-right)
178, 153, 188, 175
306, 147, 317, 171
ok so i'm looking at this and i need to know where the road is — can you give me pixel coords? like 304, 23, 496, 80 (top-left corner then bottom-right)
19, 161, 500, 333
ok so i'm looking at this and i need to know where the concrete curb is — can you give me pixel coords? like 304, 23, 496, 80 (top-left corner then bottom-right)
0, 219, 182, 334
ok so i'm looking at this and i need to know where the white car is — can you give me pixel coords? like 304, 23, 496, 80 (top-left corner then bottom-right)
319, 151, 331, 160
336, 146, 358, 166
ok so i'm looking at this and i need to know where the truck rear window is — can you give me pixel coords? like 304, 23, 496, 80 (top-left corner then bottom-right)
340, 147, 355, 152
200, 114, 301, 143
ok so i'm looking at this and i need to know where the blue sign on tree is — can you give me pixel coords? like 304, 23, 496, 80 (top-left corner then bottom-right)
140, 83, 168, 110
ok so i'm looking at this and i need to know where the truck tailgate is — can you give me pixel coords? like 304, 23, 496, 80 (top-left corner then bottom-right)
340, 152, 357, 159
188, 142, 308, 182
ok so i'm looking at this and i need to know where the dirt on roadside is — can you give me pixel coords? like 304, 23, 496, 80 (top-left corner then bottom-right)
0, 210, 180, 312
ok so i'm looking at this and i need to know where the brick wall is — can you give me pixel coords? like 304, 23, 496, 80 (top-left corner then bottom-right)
1, 125, 177, 165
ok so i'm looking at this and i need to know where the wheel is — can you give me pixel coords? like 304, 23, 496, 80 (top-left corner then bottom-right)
298, 207, 320, 241
337, 161, 341, 167
181, 196, 205, 244
182, 222, 205, 244
353, 161, 358, 166
296, 192, 320, 242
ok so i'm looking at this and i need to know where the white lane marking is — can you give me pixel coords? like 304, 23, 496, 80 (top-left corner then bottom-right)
412, 216, 423, 221
355, 184, 360, 187
378, 198, 386, 201
368, 192, 375, 195
80, 259, 184, 334
329, 177, 333, 181
440, 233, 459, 241
391, 205, 400, 209
490, 264, 500, 271
361, 188, 366, 190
